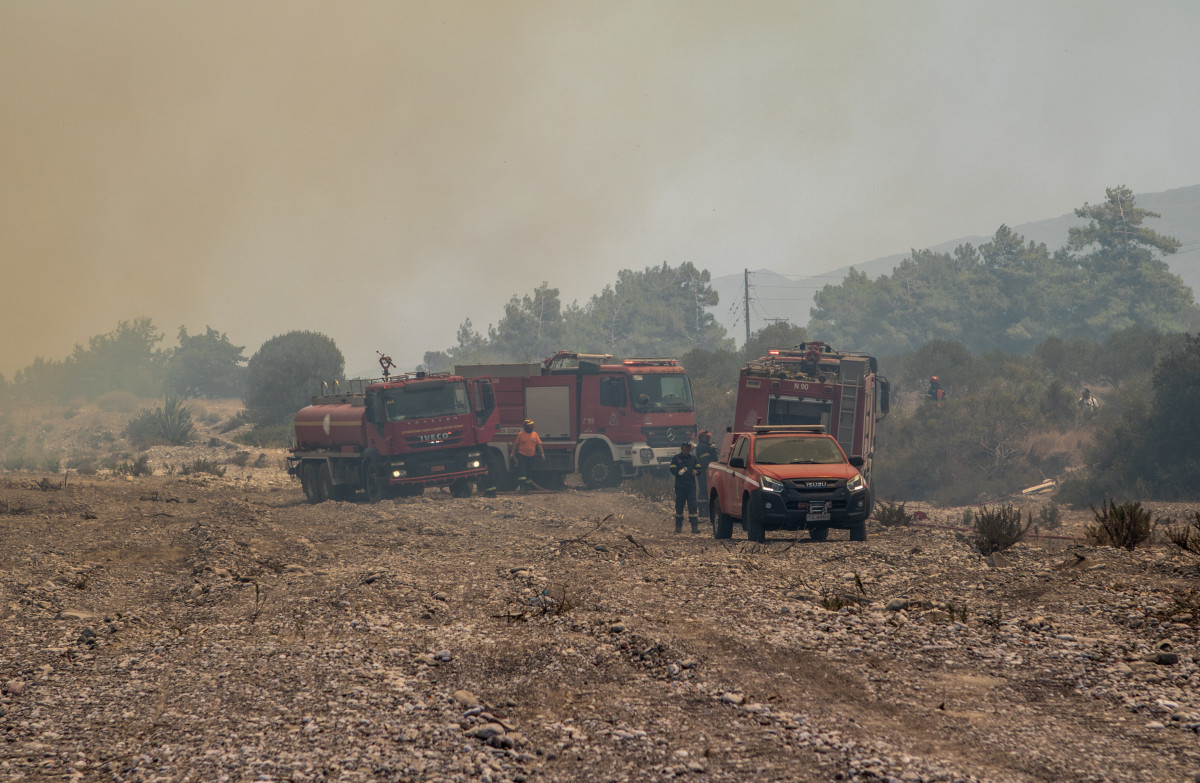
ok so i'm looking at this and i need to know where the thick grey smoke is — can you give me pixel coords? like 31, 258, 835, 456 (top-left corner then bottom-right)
2, 1, 1198, 377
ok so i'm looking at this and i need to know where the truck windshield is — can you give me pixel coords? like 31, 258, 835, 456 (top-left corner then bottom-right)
630, 373, 694, 412
754, 437, 845, 465
382, 381, 469, 422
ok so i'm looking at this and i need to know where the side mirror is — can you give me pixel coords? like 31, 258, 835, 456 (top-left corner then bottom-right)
730, 457, 746, 469
849, 456, 864, 468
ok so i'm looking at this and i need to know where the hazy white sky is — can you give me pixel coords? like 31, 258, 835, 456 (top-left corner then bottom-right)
2, 1, 1198, 377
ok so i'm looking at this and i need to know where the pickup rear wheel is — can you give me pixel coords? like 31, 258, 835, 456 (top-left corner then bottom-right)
743, 497, 766, 543
710, 497, 733, 539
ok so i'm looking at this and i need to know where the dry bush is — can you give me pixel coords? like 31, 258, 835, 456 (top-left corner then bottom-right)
875, 500, 914, 527
1163, 511, 1200, 556
626, 473, 674, 503
1085, 500, 1154, 551
970, 505, 1032, 555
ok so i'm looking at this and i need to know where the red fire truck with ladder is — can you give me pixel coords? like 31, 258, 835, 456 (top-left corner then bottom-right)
457, 351, 697, 490
288, 355, 499, 502
733, 342, 889, 485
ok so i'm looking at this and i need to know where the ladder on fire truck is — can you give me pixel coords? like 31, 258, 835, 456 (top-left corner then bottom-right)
835, 355, 870, 459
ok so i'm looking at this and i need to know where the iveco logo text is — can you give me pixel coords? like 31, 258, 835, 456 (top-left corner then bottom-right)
418, 432, 452, 443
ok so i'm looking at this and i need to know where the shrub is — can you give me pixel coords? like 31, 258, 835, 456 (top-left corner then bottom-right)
626, 472, 673, 503
1036, 502, 1063, 530
1084, 500, 1154, 551
874, 500, 914, 527
123, 395, 195, 448
114, 455, 153, 476
1164, 512, 1200, 556
970, 505, 1032, 555
179, 458, 226, 477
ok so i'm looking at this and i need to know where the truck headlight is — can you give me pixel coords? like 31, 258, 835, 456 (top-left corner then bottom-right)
760, 476, 784, 493
846, 473, 865, 492
392, 468, 407, 478
640, 448, 654, 464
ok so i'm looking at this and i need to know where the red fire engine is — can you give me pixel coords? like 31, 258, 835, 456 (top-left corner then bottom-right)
457, 351, 697, 489
732, 342, 889, 483
288, 359, 499, 503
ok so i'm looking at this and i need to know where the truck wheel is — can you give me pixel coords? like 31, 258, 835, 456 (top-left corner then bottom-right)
363, 464, 384, 503
849, 520, 868, 542
449, 478, 473, 498
744, 498, 766, 543
315, 462, 333, 503
710, 497, 733, 540
580, 453, 618, 490
808, 526, 829, 542
487, 452, 515, 492
301, 462, 321, 504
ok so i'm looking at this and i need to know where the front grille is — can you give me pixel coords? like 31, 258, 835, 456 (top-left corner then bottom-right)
783, 477, 846, 491
641, 426, 696, 448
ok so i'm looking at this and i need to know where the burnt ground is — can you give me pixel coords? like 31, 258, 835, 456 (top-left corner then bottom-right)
3, 454, 1200, 783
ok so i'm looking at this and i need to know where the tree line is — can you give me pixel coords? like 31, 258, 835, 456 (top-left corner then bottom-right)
808, 186, 1199, 356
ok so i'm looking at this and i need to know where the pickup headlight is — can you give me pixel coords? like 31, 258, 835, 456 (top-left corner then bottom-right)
760, 476, 784, 493
846, 473, 865, 492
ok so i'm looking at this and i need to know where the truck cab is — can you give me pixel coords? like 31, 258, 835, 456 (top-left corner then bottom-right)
706, 425, 872, 543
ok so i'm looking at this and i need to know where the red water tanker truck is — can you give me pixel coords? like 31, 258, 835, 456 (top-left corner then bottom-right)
287, 358, 499, 503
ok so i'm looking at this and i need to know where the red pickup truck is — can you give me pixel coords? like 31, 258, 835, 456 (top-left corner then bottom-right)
706, 425, 872, 543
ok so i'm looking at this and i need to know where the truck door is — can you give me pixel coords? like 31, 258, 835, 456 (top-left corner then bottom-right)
582, 373, 634, 442
471, 378, 496, 427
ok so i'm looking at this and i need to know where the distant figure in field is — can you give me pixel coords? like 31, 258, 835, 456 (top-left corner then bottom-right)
1078, 388, 1099, 418
927, 376, 946, 406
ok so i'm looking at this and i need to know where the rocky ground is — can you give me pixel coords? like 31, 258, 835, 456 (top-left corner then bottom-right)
2, 450, 1200, 783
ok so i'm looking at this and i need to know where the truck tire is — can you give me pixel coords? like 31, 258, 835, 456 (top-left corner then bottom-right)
580, 452, 619, 489
449, 478, 473, 498
301, 462, 321, 504
363, 463, 384, 503
808, 526, 829, 542
849, 520, 868, 542
315, 462, 333, 503
744, 497, 766, 543
487, 452, 515, 492
710, 497, 733, 540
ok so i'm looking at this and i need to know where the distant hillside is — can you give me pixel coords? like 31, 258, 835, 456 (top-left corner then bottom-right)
712, 184, 1200, 343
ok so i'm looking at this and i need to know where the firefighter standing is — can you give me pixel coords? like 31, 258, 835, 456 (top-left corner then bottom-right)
669, 441, 701, 534
694, 430, 718, 515
927, 376, 945, 405
511, 419, 545, 491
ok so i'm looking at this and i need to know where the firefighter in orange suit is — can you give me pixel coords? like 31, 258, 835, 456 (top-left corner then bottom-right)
511, 419, 545, 491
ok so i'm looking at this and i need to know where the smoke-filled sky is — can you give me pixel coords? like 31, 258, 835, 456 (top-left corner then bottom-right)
3, 1, 1199, 378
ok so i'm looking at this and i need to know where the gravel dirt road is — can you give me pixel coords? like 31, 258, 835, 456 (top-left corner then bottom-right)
3, 457, 1200, 783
